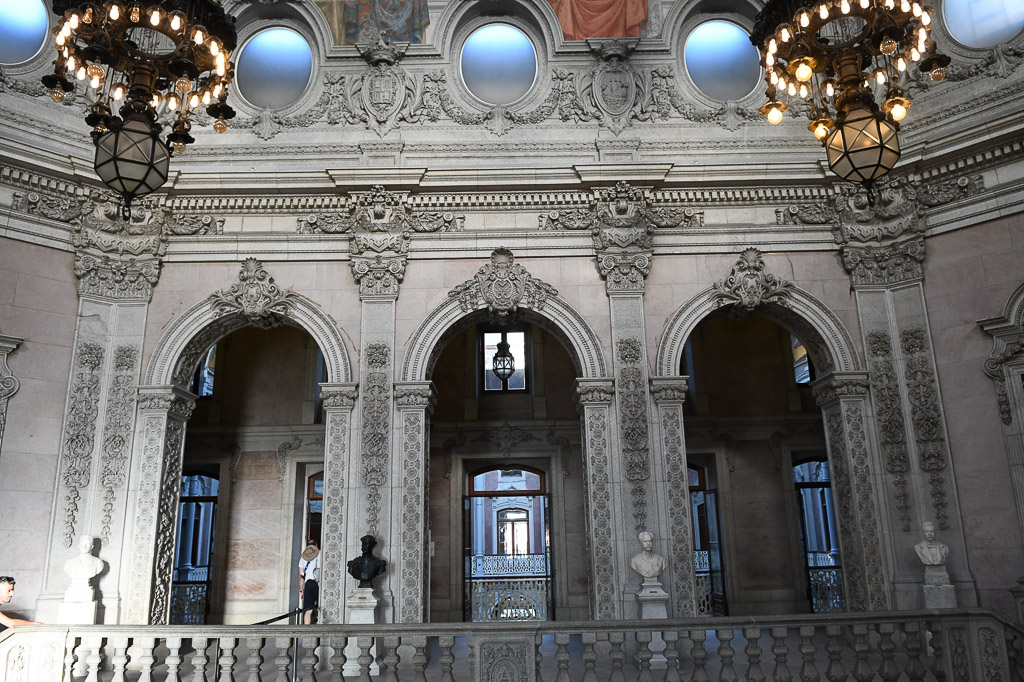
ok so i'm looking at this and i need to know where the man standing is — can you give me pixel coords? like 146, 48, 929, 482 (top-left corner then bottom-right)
297, 541, 320, 624
0, 576, 40, 629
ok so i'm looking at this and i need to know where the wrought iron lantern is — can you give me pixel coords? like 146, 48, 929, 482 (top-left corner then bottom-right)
492, 340, 515, 383
751, 0, 950, 190
43, 0, 238, 213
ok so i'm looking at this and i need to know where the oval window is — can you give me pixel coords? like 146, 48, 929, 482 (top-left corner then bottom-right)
0, 0, 48, 65
943, 0, 1024, 48
460, 24, 537, 106
684, 21, 762, 102
235, 27, 313, 110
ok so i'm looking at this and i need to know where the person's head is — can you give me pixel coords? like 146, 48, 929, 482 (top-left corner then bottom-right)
306, 539, 318, 548
78, 535, 94, 555
0, 576, 15, 604
360, 534, 377, 553
922, 521, 936, 541
638, 531, 654, 551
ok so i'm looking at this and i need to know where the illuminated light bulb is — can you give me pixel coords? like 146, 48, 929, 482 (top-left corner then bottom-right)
876, 71, 886, 84
69, 13, 79, 29
150, 9, 161, 26
799, 83, 809, 98
89, 75, 100, 89
151, 93, 161, 107
930, 65, 946, 81
167, 94, 180, 110
912, 2, 922, 15
770, 70, 779, 84
189, 93, 200, 108
67, 55, 76, 71
213, 118, 228, 134
897, 57, 906, 71
109, 4, 120, 20
780, 27, 790, 42
76, 66, 86, 80
112, 84, 124, 100
49, 88, 66, 102
170, 14, 182, 31
811, 118, 832, 140
919, 27, 927, 41
766, 53, 775, 67
921, 10, 931, 24
216, 53, 226, 69
768, 38, 777, 54
56, 34, 66, 46
768, 107, 784, 124
130, 5, 140, 22
795, 62, 814, 81
884, 0, 894, 8
202, 90, 211, 105
61, 22, 72, 37
788, 81, 796, 96
216, 64, 225, 77
860, 0, 869, 7
819, 4, 829, 19
889, 103, 906, 120
800, 11, 810, 26
173, 141, 187, 154
213, 83, 223, 98
841, 0, 850, 13
209, 40, 219, 56
825, 81, 835, 97
193, 28, 204, 44
901, 0, 910, 11
911, 47, 920, 61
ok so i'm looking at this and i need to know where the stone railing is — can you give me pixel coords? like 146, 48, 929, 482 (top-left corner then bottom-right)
0, 609, 1021, 681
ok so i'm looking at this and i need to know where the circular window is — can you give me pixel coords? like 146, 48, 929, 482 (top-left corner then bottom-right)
943, 0, 1024, 48
460, 24, 537, 106
684, 21, 762, 102
0, 0, 48, 65
235, 28, 313, 110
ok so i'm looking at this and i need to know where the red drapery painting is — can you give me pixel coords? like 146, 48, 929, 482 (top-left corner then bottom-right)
549, 0, 648, 41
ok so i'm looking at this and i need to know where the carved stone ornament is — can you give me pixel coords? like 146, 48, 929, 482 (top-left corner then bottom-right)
0, 334, 23, 458
477, 640, 533, 682
841, 236, 925, 286
597, 251, 652, 293
473, 421, 539, 456
585, 40, 642, 134
60, 341, 105, 547
394, 383, 436, 410
650, 376, 688, 403
74, 252, 161, 301
99, 345, 139, 543
357, 36, 413, 137
299, 185, 464, 235
350, 255, 407, 299
320, 384, 359, 410
136, 389, 196, 421
864, 330, 912, 531
209, 258, 298, 329
711, 248, 795, 312
448, 247, 559, 323
574, 378, 615, 408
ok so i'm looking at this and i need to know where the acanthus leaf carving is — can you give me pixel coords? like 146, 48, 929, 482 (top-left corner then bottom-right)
448, 247, 558, 323
472, 421, 538, 456
60, 341, 105, 547
711, 247, 795, 312
74, 252, 162, 301
209, 258, 298, 328
616, 336, 651, 534
865, 330, 912, 531
99, 345, 139, 544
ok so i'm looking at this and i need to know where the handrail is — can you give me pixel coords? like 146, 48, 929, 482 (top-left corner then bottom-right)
250, 607, 305, 626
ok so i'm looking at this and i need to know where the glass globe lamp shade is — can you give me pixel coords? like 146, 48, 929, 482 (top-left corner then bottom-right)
492, 340, 515, 381
824, 105, 901, 184
94, 113, 170, 205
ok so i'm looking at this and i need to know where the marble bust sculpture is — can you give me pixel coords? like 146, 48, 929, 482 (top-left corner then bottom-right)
914, 521, 951, 586
629, 531, 667, 583
63, 535, 104, 601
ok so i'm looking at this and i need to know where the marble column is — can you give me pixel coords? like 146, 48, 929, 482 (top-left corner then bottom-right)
317, 382, 359, 625
0, 334, 23, 454
574, 378, 622, 620
123, 385, 195, 624
649, 376, 697, 617
393, 381, 436, 623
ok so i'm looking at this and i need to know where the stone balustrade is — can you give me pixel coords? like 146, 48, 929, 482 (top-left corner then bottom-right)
0, 609, 1021, 681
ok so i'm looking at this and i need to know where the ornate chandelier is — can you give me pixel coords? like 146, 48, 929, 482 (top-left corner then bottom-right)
42, 0, 237, 215
751, 0, 950, 189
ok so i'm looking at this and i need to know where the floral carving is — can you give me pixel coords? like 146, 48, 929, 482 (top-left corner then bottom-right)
978, 626, 1004, 682
711, 248, 794, 312
448, 248, 558, 324
399, 411, 426, 622
844, 404, 889, 611
365, 343, 390, 369
841, 237, 925, 286
150, 418, 186, 623
299, 185, 464, 235
583, 407, 616, 619
617, 336, 651, 533
865, 331, 912, 531
949, 627, 970, 682
361, 369, 391, 535
472, 422, 538, 456
597, 252, 652, 293
319, 410, 350, 624
74, 252, 161, 301
61, 341, 105, 547
823, 406, 866, 612
479, 641, 531, 682
662, 408, 696, 613
210, 259, 298, 329
350, 255, 407, 299
99, 345, 139, 543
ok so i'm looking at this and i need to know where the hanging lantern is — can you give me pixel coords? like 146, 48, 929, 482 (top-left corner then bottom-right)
824, 104, 901, 186
93, 111, 170, 218
492, 339, 515, 383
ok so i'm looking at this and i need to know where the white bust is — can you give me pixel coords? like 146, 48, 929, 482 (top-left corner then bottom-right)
63, 535, 104, 602
914, 522, 949, 566
629, 531, 667, 583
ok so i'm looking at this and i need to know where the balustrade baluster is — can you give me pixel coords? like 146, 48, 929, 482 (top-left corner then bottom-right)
580, 632, 598, 682
378, 635, 399, 682
356, 635, 374, 682
904, 621, 926, 682
63, 636, 77, 682
110, 636, 129, 682
191, 636, 210, 682
689, 628, 710, 682
245, 636, 264, 682
136, 636, 157, 682
850, 624, 871, 682
928, 620, 947, 682
608, 631, 626, 682
84, 635, 103, 682
326, 635, 346, 682
166, 636, 184, 682
823, 624, 846, 682
274, 637, 293, 682
770, 626, 793, 682
743, 627, 766, 682
438, 635, 456, 682
717, 628, 738, 681
877, 623, 899, 682
553, 632, 571, 682
218, 637, 236, 682
73, 638, 90, 679
1006, 630, 1024, 682
799, 626, 820, 682
663, 630, 682, 682
409, 635, 429, 682
300, 635, 320, 681
636, 630, 654, 682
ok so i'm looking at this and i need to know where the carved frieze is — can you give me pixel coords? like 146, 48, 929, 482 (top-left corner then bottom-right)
650, 376, 688, 403
821, 404, 867, 612
711, 247, 795, 312
660, 408, 696, 614
472, 421, 538, 456
864, 331, 912, 532
74, 252, 161, 301
150, 417, 186, 623
0, 335, 23, 453
60, 341, 104, 548
915, 174, 984, 207
448, 247, 558, 323
99, 345, 139, 544
209, 258, 298, 328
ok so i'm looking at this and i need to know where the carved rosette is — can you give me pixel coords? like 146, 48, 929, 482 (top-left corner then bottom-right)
0, 335, 23, 453
864, 330, 912, 531
209, 258, 298, 329
74, 252, 161, 301
711, 248, 795, 312
448, 248, 558, 323
318, 382, 357, 624
99, 345, 139, 544
899, 326, 950, 529
60, 341, 105, 548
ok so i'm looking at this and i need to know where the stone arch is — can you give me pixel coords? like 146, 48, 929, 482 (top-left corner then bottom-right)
655, 284, 862, 378
144, 274, 353, 388
400, 292, 607, 383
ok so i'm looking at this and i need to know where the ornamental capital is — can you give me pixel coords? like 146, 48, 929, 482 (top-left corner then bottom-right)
320, 383, 359, 410
840, 236, 925, 286
649, 376, 689, 404
74, 251, 162, 301
573, 378, 615, 408
811, 372, 870, 407
394, 381, 437, 411
136, 385, 196, 421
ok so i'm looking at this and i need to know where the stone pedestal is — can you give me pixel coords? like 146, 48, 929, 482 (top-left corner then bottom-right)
344, 587, 379, 676
57, 588, 99, 625
636, 581, 668, 669
921, 566, 957, 608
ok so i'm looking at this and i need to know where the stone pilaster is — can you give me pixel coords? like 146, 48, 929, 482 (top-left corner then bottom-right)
393, 381, 436, 623
318, 383, 359, 625
574, 378, 622, 620
0, 334, 23, 453
123, 386, 195, 624
649, 376, 697, 617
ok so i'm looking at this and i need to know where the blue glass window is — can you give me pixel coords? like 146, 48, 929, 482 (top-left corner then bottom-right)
944, 0, 1024, 48
236, 28, 313, 110
461, 24, 537, 105
684, 21, 761, 102
0, 0, 48, 65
